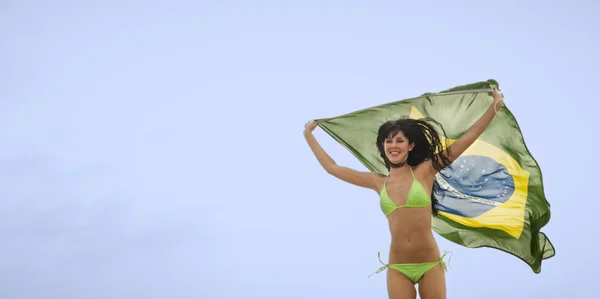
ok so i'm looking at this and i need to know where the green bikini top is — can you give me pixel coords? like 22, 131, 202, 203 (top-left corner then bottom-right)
380, 167, 431, 216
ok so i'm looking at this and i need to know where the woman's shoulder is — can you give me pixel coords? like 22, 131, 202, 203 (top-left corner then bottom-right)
371, 172, 388, 193
413, 159, 437, 178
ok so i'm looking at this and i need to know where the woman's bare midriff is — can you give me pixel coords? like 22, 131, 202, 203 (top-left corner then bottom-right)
386, 206, 440, 264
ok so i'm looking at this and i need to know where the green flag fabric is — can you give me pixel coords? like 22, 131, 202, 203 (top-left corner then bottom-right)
315, 79, 554, 273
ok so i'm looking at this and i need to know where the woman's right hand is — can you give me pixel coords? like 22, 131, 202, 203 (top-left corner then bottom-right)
304, 120, 317, 134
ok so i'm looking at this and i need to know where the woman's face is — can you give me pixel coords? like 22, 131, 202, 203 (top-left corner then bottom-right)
384, 130, 414, 164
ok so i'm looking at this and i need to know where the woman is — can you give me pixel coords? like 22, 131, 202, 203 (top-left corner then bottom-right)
303, 88, 504, 299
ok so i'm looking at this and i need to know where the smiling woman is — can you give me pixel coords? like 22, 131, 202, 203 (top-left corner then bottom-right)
303, 88, 505, 299
375, 117, 452, 216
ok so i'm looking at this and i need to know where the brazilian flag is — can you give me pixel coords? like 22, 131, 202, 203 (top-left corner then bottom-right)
315, 79, 554, 273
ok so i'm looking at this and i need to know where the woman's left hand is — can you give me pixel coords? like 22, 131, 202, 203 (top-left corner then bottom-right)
492, 88, 504, 113
493, 88, 504, 102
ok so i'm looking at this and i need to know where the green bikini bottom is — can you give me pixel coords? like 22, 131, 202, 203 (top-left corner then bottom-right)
369, 251, 451, 284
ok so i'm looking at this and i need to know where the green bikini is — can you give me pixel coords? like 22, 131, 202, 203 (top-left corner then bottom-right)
371, 167, 450, 284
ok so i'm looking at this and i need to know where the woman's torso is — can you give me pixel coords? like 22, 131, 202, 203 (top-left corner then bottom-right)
377, 165, 441, 263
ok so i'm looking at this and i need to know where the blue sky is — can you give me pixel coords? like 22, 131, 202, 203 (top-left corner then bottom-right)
1, 0, 599, 298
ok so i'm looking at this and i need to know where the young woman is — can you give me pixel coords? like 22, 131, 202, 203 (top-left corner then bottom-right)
303, 89, 504, 299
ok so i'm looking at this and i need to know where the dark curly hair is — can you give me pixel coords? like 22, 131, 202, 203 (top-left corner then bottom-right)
376, 117, 452, 216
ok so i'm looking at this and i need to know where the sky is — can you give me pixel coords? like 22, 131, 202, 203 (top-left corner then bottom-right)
1, 0, 599, 298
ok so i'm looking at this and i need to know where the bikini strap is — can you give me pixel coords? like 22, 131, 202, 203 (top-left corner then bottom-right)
409, 166, 415, 179
368, 252, 389, 278
439, 250, 453, 271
